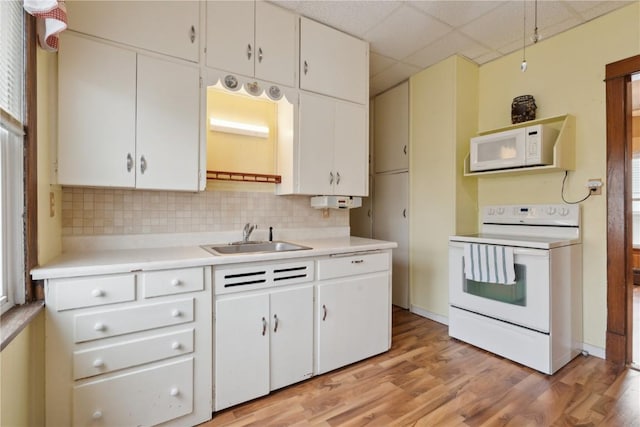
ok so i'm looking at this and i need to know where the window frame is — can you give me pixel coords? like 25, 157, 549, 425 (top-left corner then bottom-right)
0, 8, 38, 314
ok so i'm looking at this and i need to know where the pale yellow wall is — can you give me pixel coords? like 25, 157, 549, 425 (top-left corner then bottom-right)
477, 3, 640, 350
0, 311, 45, 427
37, 49, 62, 264
409, 56, 478, 317
206, 88, 277, 192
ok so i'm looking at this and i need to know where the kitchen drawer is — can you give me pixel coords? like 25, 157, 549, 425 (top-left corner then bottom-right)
53, 274, 136, 311
74, 298, 194, 343
73, 357, 194, 426
73, 328, 194, 380
317, 252, 389, 280
142, 267, 204, 298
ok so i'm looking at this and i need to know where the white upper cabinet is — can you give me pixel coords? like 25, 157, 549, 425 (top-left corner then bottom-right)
136, 55, 200, 191
206, 1, 297, 87
65, 0, 200, 62
374, 81, 409, 173
58, 32, 137, 188
58, 32, 202, 191
299, 17, 368, 105
294, 92, 368, 196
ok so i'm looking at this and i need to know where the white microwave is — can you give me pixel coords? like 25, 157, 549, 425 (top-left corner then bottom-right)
470, 124, 558, 172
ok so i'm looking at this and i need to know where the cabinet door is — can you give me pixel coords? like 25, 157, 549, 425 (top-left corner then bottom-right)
206, 1, 254, 77
373, 172, 409, 308
269, 285, 314, 391
374, 81, 409, 173
298, 92, 334, 195
333, 101, 368, 196
300, 17, 368, 104
254, 2, 297, 86
136, 55, 200, 191
58, 32, 136, 188
66, 1, 200, 62
315, 272, 390, 374
215, 292, 270, 411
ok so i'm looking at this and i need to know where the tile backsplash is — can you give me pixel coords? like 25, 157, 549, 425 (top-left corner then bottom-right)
62, 187, 348, 236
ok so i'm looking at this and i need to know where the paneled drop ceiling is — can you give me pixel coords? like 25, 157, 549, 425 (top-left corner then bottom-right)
273, 0, 635, 96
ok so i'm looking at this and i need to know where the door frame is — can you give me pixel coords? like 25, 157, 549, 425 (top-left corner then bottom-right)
606, 55, 640, 364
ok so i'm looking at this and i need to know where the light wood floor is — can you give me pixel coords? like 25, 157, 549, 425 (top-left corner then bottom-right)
201, 307, 640, 426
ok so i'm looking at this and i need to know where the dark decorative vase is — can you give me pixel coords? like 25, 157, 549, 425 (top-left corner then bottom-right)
511, 95, 537, 124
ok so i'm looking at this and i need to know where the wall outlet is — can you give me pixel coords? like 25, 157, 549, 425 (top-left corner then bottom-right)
587, 178, 603, 195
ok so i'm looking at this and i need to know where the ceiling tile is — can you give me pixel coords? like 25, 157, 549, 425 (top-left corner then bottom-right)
370, 52, 397, 77
409, 0, 506, 27
405, 30, 484, 68
563, 0, 634, 20
364, 4, 451, 60
369, 61, 421, 95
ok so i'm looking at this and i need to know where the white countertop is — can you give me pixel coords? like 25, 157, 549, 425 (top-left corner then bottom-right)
32, 236, 397, 280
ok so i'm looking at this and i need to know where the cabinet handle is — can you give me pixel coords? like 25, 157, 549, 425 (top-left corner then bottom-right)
170, 278, 181, 287
92, 358, 104, 368
126, 153, 133, 172
336, 172, 341, 185
329, 172, 334, 185
258, 47, 263, 63
261, 317, 267, 336
189, 25, 196, 43
403, 208, 407, 218
171, 309, 182, 318
322, 304, 327, 321
92, 410, 103, 420
91, 289, 104, 298
304, 60, 308, 75
172, 341, 182, 350
140, 155, 147, 174
403, 145, 407, 155
273, 314, 279, 333
170, 387, 180, 397
93, 322, 106, 332
367, 209, 371, 218
351, 259, 364, 264
247, 44, 252, 60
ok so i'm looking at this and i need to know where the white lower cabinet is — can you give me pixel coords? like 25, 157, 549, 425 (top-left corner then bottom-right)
315, 253, 392, 374
213, 251, 392, 411
214, 284, 314, 411
44, 267, 212, 427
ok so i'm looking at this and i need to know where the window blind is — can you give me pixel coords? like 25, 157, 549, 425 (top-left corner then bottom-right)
0, 0, 25, 124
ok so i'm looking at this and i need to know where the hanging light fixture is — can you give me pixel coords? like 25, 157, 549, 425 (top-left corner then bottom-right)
520, 0, 527, 72
521, 0, 540, 72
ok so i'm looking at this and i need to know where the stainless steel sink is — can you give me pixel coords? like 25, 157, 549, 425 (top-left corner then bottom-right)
202, 241, 311, 256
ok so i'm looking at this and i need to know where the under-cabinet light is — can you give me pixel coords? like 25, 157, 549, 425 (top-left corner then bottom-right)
209, 118, 269, 138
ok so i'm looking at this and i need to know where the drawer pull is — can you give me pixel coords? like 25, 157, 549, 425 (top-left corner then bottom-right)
261, 317, 267, 336
170, 278, 181, 287
92, 358, 104, 368
93, 322, 106, 332
92, 410, 103, 420
351, 259, 364, 264
273, 314, 279, 333
170, 387, 180, 397
171, 341, 182, 350
171, 309, 182, 318
91, 289, 105, 297
322, 304, 327, 321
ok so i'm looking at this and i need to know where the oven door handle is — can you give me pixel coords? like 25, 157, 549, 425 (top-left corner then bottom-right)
448, 241, 549, 257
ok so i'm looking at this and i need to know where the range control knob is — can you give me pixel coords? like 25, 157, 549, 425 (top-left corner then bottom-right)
559, 207, 570, 216
487, 208, 496, 216
546, 206, 557, 215
496, 207, 505, 215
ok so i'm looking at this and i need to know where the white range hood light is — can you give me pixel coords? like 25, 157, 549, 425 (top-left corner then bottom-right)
310, 196, 362, 210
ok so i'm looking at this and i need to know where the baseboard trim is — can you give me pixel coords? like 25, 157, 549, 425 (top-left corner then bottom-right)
409, 305, 448, 325
582, 342, 605, 360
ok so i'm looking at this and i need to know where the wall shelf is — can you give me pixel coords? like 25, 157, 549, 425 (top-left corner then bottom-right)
206, 170, 282, 184
463, 114, 576, 177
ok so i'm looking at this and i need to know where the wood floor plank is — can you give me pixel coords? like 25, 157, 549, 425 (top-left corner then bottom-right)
201, 308, 640, 427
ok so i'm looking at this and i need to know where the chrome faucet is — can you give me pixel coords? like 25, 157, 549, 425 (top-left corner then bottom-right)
242, 223, 256, 242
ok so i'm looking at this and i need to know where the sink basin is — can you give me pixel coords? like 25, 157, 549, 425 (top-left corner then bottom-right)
202, 241, 311, 256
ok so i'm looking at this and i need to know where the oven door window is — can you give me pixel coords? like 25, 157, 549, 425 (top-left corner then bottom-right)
463, 264, 526, 306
